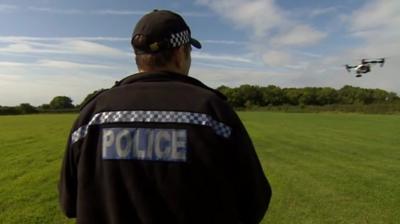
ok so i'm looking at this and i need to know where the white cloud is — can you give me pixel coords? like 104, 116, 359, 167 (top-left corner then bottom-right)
309, 6, 339, 18
0, 59, 134, 106
196, 0, 327, 68
63, 40, 127, 57
348, 0, 400, 58
27, 6, 82, 14
0, 59, 120, 70
350, 0, 400, 32
344, 0, 400, 71
93, 9, 146, 15
196, 0, 327, 46
0, 36, 129, 42
94, 10, 211, 17
270, 25, 327, 47
202, 40, 247, 45
0, 73, 115, 106
0, 61, 27, 67
0, 4, 17, 12
197, 0, 400, 95
192, 51, 253, 63
36, 60, 114, 69
284, 61, 309, 70
180, 11, 212, 17
197, 0, 285, 37
262, 50, 292, 66
0, 38, 128, 57
325, 0, 400, 94
25, 7, 208, 17
191, 66, 296, 88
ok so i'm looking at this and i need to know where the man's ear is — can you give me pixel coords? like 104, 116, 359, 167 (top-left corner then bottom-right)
173, 46, 185, 68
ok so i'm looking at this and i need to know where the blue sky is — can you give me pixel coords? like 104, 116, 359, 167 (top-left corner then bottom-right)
0, 0, 399, 106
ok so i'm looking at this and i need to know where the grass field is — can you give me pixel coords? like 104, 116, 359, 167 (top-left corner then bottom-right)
0, 112, 399, 223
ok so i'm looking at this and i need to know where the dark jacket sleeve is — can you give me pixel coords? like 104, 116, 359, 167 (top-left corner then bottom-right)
210, 97, 272, 224
58, 119, 80, 218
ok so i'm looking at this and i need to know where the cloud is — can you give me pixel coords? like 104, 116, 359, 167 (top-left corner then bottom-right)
270, 25, 327, 47
276, 0, 400, 93
0, 36, 129, 42
192, 51, 253, 63
197, 0, 285, 37
0, 73, 116, 106
63, 40, 127, 57
262, 50, 292, 66
201, 40, 247, 45
191, 66, 296, 88
36, 60, 114, 69
347, 0, 400, 58
202, 0, 400, 94
196, 0, 327, 45
27, 6, 82, 14
92, 9, 147, 15
350, 0, 400, 32
94, 10, 211, 17
0, 61, 27, 67
0, 4, 17, 12
25, 7, 208, 17
0, 59, 133, 106
309, 6, 339, 18
0, 38, 128, 57
0, 59, 119, 70
196, 0, 327, 68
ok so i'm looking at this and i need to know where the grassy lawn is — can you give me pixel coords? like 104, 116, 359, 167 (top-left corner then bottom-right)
0, 114, 74, 224
0, 112, 399, 223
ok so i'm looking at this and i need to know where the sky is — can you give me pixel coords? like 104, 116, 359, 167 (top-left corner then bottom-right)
0, 0, 399, 106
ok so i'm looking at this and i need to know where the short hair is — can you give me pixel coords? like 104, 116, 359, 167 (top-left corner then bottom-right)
132, 35, 190, 70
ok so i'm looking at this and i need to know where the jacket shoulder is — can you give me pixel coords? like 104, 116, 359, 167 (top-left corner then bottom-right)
79, 89, 109, 112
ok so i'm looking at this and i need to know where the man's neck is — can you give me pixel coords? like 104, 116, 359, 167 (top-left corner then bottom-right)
139, 67, 188, 76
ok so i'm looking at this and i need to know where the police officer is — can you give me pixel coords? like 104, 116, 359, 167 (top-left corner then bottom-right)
59, 9, 271, 224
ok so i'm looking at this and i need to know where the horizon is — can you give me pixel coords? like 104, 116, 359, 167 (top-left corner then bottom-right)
1, 0, 399, 106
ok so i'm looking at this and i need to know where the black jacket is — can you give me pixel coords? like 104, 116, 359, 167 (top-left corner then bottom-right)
59, 71, 271, 224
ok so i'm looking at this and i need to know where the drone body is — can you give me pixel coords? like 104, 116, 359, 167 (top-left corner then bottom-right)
345, 58, 385, 77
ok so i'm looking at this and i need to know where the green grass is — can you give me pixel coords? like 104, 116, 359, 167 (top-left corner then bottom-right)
0, 113, 399, 223
0, 114, 74, 224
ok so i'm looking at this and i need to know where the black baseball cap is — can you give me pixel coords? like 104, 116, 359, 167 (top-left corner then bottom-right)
132, 9, 202, 54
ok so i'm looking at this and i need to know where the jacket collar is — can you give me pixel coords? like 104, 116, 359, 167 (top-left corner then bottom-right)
114, 71, 227, 100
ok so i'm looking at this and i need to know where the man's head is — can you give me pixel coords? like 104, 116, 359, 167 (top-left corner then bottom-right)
131, 10, 201, 75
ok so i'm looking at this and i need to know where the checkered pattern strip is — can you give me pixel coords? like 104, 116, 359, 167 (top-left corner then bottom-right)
169, 30, 190, 48
70, 110, 232, 144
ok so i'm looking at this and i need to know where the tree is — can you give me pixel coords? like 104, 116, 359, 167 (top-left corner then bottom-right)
317, 87, 339, 105
49, 96, 74, 109
261, 85, 284, 106
284, 88, 303, 105
18, 103, 38, 114
237, 85, 263, 107
0, 106, 19, 115
338, 85, 360, 104
38, 104, 51, 110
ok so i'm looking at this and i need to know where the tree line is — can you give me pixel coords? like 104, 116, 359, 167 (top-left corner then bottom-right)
217, 85, 399, 108
1, 85, 399, 115
0, 96, 75, 115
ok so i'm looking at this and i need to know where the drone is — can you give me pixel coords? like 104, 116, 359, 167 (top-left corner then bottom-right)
345, 58, 385, 77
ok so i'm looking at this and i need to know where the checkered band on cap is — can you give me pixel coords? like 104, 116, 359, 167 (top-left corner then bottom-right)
70, 110, 232, 144
170, 30, 190, 48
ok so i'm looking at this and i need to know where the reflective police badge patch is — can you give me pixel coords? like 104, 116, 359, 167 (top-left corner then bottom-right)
102, 128, 187, 162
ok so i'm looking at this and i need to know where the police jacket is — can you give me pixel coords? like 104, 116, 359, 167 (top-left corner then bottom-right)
59, 71, 272, 224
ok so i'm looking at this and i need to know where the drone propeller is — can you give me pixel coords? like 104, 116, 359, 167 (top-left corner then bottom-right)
380, 58, 385, 67
345, 64, 351, 72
